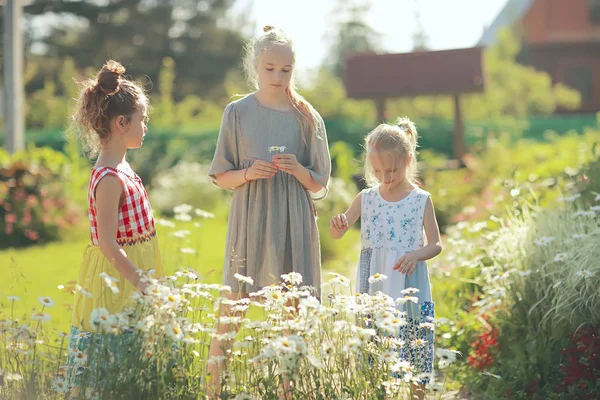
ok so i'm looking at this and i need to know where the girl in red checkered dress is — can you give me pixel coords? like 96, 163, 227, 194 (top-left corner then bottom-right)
66, 60, 163, 388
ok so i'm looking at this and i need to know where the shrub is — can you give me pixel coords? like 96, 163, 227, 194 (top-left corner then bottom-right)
0, 147, 81, 248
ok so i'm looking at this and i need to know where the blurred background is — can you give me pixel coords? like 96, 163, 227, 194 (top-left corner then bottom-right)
1, 1, 599, 398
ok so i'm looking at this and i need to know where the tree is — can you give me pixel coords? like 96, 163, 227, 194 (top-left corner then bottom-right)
411, 0, 429, 52
325, 0, 381, 79
21, 0, 247, 100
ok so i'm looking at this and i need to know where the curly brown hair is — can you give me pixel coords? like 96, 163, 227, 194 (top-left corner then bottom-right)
72, 60, 148, 158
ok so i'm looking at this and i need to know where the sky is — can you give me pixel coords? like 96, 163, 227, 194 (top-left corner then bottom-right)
232, 0, 508, 73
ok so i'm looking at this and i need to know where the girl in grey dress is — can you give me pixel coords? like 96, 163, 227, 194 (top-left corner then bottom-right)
206, 25, 331, 396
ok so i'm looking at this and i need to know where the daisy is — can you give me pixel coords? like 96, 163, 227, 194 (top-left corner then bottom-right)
173, 204, 193, 215
368, 273, 388, 284
38, 296, 55, 308
576, 270, 593, 278
195, 209, 215, 219
31, 312, 51, 322
554, 253, 569, 262
234, 273, 254, 286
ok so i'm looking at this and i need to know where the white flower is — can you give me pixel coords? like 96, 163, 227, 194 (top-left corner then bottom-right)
420, 322, 435, 331
378, 350, 398, 363
70, 349, 88, 366
180, 247, 196, 254
175, 213, 192, 222
268, 145, 286, 153
58, 332, 69, 339
99, 272, 120, 294
307, 353, 323, 368
234, 273, 254, 286
590, 205, 600, 212
166, 323, 184, 341
76, 284, 93, 298
51, 376, 69, 393
574, 211, 595, 218
6, 373, 23, 382
176, 269, 198, 280
38, 296, 55, 307
594, 194, 600, 202
173, 204, 193, 215
7, 296, 20, 301
519, 270, 532, 277
368, 273, 388, 284
401, 288, 420, 295
281, 272, 303, 286
136, 315, 156, 332
90, 308, 112, 331
170, 230, 191, 238
31, 312, 51, 322
182, 335, 200, 344
565, 194, 581, 202
554, 253, 569, 262
156, 218, 176, 228
195, 208, 215, 219
325, 272, 350, 287
403, 296, 419, 304
435, 348, 461, 364
342, 338, 363, 353
576, 270, 593, 278
533, 236, 554, 247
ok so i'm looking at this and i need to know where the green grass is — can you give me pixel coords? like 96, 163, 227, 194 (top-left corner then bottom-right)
0, 215, 228, 333
0, 214, 360, 334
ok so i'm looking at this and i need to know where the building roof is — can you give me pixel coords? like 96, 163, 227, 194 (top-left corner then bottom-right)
343, 47, 484, 99
478, 0, 535, 46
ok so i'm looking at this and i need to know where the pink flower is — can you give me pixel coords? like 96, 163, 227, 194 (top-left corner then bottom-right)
25, 230, 39, 241
4, 214, 17, 224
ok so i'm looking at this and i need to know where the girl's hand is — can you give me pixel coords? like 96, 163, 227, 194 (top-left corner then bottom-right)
247, 160, 278, 180
330, 213, 348, 230
393, 252, 419, 275
272, 154, 301, 175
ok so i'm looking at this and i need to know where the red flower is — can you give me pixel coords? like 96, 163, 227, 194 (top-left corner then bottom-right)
468, 328, 499, 370
557, 325, 600, 398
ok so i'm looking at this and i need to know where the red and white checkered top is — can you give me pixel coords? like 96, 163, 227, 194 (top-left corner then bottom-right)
88, 166, 156, 246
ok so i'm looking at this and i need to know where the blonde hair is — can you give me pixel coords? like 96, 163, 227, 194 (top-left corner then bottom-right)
243, 25, 320, 139
364, 117, 419, 187
72, 60, 148, 158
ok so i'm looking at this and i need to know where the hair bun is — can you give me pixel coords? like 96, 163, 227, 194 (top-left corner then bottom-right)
263, 25, 276, 33
395, 117, 416, 137
97, 60, 126, 95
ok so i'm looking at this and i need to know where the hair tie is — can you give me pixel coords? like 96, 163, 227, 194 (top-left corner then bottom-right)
97, 80, 120, 96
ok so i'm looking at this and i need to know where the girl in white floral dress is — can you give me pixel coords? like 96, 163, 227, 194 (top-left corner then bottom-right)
330, 117, 443, 399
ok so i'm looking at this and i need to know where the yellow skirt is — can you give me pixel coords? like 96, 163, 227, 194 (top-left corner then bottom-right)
71, 236, 163, 332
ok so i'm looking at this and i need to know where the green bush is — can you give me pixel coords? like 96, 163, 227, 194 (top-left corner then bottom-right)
0, 147, 82, 248
148, 161, 229, 216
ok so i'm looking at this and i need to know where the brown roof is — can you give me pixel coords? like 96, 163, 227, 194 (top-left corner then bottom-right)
343, 47, 485, 99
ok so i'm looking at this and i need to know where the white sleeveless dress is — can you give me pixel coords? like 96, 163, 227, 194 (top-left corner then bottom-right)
357, 186, 435, 383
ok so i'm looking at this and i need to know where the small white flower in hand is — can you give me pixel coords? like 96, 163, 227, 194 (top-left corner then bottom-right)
268, 145, 286, 153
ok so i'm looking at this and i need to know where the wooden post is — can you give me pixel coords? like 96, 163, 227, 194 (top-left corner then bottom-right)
3, 0, 25, 154
453, 93, 465, 165
375, 98, 386, 123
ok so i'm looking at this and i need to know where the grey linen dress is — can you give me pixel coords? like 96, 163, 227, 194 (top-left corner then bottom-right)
208, 93, 331, 293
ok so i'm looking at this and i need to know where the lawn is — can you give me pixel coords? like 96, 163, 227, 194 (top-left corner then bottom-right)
0, 214, 360, 333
